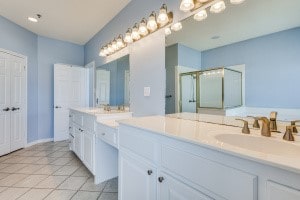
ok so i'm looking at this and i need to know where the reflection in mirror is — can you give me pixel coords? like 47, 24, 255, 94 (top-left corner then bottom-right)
96, 55, 130, 108
165, 0, 300, 120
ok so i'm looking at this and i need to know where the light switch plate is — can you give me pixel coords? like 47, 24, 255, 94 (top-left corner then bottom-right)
144, 87, 151, 97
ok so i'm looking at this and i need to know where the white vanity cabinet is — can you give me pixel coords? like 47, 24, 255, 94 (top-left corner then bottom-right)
82, 130, 95, 173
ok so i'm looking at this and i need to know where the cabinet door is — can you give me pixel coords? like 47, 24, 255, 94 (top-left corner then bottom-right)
119, 151, 157, 200
159, 172, 213, 200
74, 126, 82, 159
267, 181, 300, 200
83, 131, 95, 173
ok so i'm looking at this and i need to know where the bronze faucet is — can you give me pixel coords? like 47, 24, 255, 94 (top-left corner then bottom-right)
259, 117, 271, 137
247, 116, 260, 129
236, 119, 250, 134
269, 111, 278, 132
291, 120, 300, 133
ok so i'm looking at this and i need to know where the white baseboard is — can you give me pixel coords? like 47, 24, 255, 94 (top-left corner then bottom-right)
26, 138, 53, 147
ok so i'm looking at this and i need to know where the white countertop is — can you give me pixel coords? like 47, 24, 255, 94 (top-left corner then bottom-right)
71, 107, 132, 116
119, 114, 300, 174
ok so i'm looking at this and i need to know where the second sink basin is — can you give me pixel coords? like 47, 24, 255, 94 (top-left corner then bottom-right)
215, 134, 299, 157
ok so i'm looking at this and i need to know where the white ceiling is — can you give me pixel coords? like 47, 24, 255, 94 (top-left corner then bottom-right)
0, 0, 131, 45
166, 0, 300, 51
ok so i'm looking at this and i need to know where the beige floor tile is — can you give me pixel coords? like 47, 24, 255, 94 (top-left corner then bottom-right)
0, 163, 28, 173
16, 164, 45, 174
71, 191, 100, 200
2, 156, 26, 164
33, 157, 57, 165
51, 157, 73, 166
19, 151, 39, 157
44, 189, 76, 200
33, 165, 62, 175
47, 151, 67, 158
0, 186, 8, 193
103, 178, 118, 192
53, 165, 79, 176
72, 166, 92, 177
0, 163, 10, 170
80, 177, 105, 192
0, 155, 11, 162
58, 147, 71, 152
45, 146, 63, 151
34, 176, 68, 189
66, 159, 83, 167
61, 152, 76, 158
33, 151, 53, 157
58, 176, 88, 190
19, 156, 43, 164
0, 173, 10, 180
18, 188, 53, 200
14, 174, 48, 187
0, 174, 28, 186
98, 192, 118, 200
0, 187, 30, 200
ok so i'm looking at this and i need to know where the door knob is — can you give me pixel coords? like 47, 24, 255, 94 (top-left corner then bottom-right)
55, 106, 62, 109
11, 107, 20, 111
2, 107, 10, 112
158, 177, 164, 183
147, 170, 153, 175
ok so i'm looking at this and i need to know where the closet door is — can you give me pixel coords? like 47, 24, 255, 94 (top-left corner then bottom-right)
0, 52, 11, 156
10, 55, 26, 152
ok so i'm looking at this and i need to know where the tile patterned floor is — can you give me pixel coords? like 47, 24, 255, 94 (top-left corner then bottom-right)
0, 141, 118, 200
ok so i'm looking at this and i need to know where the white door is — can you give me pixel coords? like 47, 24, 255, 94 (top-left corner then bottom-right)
96, 69, 110, 106
0, 52, 11, 155
9, 55, 26, 152
119, 152, 157, 200
54, 64, 87, 142
159, 172, 213, 200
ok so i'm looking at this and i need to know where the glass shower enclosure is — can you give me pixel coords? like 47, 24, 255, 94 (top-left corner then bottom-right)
180, 67, 242, 113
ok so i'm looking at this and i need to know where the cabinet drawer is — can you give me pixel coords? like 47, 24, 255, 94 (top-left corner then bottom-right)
97, 123, 118, 148
119, 126, 158, 163
162, 146, 257, 200
83, 114, 96, 133
267, 181, 300, 200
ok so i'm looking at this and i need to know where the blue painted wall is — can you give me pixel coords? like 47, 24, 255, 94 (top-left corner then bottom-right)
0, 16, 39, 142
201, 27, 300, 109
178, 44, 201, 69
0, 16, 84, 143
37, 36, 84, 140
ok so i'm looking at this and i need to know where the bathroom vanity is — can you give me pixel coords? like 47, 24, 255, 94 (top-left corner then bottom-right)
118, 115, 300, 200
69, 108, 132, 184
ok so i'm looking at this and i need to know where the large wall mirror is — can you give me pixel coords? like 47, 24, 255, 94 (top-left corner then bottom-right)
165, 0, 300, 119
95, 55, 130, 108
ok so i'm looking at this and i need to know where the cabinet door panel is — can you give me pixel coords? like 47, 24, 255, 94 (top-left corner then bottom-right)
119, 152, 156, 200
83, 131, 95, 173
159, 172, 213, 200
74, 126, 82, 159
267, 181, 300, 200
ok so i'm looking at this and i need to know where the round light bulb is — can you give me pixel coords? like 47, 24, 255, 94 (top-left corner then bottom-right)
210, 1, 226, 13
117, 35, 125, 49
112, 39, 118, 50
157, 4, 169, 26
108, 44, 114, 53
171, 22, 182, 32
147, 12, 158, 32
180, 0, 195, 12
230, 0, 245, 5
103, 46, 109, 55
194, 9, 208, 21
99, 48, 106, 57
165, 27, 171, 36
131, 23, 141, 40
124, 28, 133, 43
138, 18, 149, 36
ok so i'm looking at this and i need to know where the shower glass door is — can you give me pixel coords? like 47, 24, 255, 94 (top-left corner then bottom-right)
180, 72, 198, 113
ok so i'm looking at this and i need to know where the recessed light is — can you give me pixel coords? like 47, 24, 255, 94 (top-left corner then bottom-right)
28, 17, 38, 23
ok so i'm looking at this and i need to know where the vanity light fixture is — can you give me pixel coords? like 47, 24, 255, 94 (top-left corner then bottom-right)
99, 4, 173, 57
131, 23, 141, 41
230, 0, 245, 4
210, 1, 226, 13
171, 22, 183, 32
138, 18, 149, 36
124, 28, 133, 44
194, 9, 208, 21
165, 27, 172, 36
157, 4, 169, 26
180, 0, 195, 12
147, 12, 158, 32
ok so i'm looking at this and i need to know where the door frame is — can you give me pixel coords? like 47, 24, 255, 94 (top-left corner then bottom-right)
0, 48, 28, 147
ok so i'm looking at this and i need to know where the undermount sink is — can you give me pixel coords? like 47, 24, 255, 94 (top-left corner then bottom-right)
215, 134, 299, 157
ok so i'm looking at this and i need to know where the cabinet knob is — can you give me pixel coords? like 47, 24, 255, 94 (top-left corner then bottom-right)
147, 170, 153, 175
2, 107, 10, 112
11, 107, 20, 111
158, 177, 164, 183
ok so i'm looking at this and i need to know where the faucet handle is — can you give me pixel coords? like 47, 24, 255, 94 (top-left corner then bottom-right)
247, 116, 260, 129
283, 125, 299, 141
270, 111, 278, 120
236, 119, 250, 134
291, 120, 300, 133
